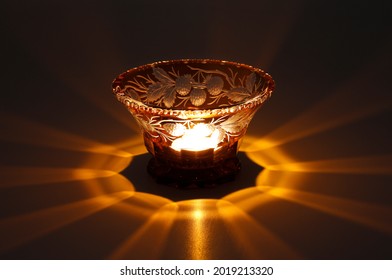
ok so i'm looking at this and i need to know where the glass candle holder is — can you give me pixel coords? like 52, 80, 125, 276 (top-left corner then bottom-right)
112, 59, 274, 187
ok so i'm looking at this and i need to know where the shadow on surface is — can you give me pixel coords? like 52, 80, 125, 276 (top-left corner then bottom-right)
121, 152, 263, 202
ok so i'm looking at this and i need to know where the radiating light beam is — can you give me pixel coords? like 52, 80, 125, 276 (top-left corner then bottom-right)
222, 187, 277, 212
259, 99, 391, 151
217, 200, 299, 259
164, 200, 216, 260
251, 54, 392, 150
109, 203, 178, 259
111, 192, 173, 219
0, 166, 115, 188
0, 191, 134, 254
187, 200, 209, 260
257, 186, 392, 234
267, 155, 392, 174
241, 137, 295, 168
0, 113, 133, 157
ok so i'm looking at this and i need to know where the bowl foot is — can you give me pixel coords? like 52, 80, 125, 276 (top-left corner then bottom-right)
147, 157, 241, 188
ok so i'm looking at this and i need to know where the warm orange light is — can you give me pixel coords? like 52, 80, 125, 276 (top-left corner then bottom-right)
171, 123, 222, 152
112, 59, 274, 186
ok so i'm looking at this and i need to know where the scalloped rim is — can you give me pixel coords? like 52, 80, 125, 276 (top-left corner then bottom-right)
112, 59, 275, 118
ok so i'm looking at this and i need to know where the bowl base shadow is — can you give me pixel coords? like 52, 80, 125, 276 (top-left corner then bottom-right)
120, 152, 263, 201
147, 157, 241, 188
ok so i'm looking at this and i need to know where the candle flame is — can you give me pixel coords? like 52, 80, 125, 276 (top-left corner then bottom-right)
171, 123, 222, 152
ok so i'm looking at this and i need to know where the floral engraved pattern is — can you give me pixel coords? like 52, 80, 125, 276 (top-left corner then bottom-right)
113, 60, 274, 150
219, 109, 256, 135
133, 110, 252, 144
122, 65, 265, 109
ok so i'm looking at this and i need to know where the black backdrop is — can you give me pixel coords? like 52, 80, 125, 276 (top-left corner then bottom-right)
0, 0, 391, 259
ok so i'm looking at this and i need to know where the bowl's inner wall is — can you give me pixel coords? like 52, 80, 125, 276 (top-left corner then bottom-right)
113, 60, 272, 110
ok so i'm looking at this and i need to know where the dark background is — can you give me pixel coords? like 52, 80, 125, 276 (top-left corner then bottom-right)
0, 0, 391, 259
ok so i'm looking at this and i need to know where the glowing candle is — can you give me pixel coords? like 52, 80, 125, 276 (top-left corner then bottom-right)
112, 59, 274, 186
171, 123, 223, 152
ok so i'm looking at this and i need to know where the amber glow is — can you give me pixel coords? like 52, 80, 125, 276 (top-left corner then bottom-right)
109, 203, 178, 259
0, 166, 115, 188
2, 89, 390, 259
0, 191, 133, 254
2, 102, 390, 258
2, 0, 390, 260
0, 113, 134, 157
266, 155, 392, 174
171, 123, 222, 152
216, 200, 298, 258
185, 200, 209, 259
248, 67, 392, 153
256, 186, 392, 234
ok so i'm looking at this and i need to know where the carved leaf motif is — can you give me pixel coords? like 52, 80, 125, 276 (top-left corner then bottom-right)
220, 111, 254, 134
146, 83, 166, 102
152, 68, 174, 84
124, 88, 141, 101
163, 87, 176, 108
245, 72, 256, 93
136, 117, 155, 132
220, 121, 243, 134
205, 76, 224, 95
213, 127, 226, 143
163, 123, 186, 137
175, 75, 192, 96
226, 87, 251, 102
190, 88, 207, 106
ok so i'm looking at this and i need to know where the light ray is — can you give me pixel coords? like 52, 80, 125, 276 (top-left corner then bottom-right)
0, 191, 134, 254
251, 54, 392, 149
109, 203, 178, 259
257, 186, 392, 234
241, 136, 295, 168
259, 100, 391, 151
119, 199, 299, 259
186, 200, 210, 260
267, 154, 392, 174
111, 192, 173, 219
0, 113, 143, 172
217, 200, 299, 259
157, 199, 221, 259
222, 187, 277, 212
0, 113, 133, 157
81, 173, 136, 197
0, 166, 115, 188
108, 137, 147, 157
255, 169, 300, 188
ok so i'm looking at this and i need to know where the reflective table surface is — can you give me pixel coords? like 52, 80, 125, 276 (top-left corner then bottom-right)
1, 0, 391, 259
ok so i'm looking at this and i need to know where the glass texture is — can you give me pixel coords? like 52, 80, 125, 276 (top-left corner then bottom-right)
112, 59, 274, 186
